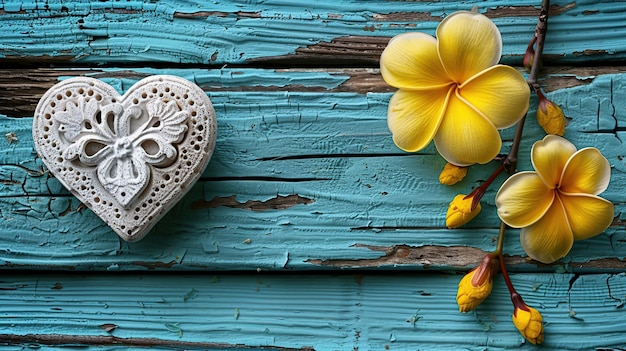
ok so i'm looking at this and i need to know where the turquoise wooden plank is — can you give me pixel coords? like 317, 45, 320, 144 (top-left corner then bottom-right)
1, 0, 625, 65
1, 1, 623, 349
0, 68, 625, 271
0, 272, 625, 350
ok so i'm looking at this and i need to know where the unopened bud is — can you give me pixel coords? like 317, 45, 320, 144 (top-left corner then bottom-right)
513, 304, 544, 344
446, 194, 481, 228
456, 253, 499, 312
537, 91, 566, 136
439, 163, 468, 185
523, 36, 540, 72
523, 49, 535, 72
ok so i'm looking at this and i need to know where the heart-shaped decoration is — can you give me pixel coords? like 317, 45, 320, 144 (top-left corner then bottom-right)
33, 75, 216, 242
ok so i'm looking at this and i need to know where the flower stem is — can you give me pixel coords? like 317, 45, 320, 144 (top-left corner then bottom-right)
499, 248, 530, 311
504, 115, 526, 174
494, 221, 506, 255
465, 163, 505, 211
499, 1, 551, 310
489, 219, 528, 310
505, 0, 550, 173
499, 251, 515, 294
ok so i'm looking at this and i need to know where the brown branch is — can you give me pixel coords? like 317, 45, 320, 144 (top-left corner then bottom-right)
527, 0, 551, 89
505, 0, 551, 173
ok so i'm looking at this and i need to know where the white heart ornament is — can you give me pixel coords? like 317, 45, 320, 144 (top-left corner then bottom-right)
33, 75, 216, 242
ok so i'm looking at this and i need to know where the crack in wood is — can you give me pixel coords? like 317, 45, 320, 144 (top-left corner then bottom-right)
203, 176, 328, 182
0, 334, 315, 351
173, 11, 261, 19
256, 152, 425, 161
191, 194, 314, 211
0, 178, 20, 185
132, 260, 179, 269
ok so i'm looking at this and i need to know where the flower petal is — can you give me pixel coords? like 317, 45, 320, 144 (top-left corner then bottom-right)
531, 135, 577, 189
560, 147, 611, 195
496, 172, 554, 228
458, 65, 530, 129
387, 87, 451, 152
380, 32, 452, 90
433, 92, 500, 165
560, 193, 614, 240
520, 196, 574, 264
437, 10, 502, 83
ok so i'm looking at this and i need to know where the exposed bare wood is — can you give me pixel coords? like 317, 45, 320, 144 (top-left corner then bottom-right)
484, 2, 577, 18
306, 244, 626, 272
2, 66, 625, 117
257, 36, 390, 66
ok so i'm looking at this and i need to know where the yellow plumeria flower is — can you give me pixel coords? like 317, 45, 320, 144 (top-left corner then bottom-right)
496, 135, 614, 263
380, 9, 530, 166
456, 253, 499, 312
512, 304, 544, 344
439, 162, 468, 185
446, 194, 481, 228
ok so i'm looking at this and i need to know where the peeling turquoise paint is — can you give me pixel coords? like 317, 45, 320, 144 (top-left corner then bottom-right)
1, 69, 625, 272
2, 1, 626, 349
0, 0, 624, 64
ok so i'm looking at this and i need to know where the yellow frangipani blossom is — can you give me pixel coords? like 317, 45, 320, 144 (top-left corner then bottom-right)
456, 253, 499, 312
380, 9, 530, 166
496, 135, 614, 263
446, 194, 481, 228
512, 304, 544, 344
439, 162, 468, 185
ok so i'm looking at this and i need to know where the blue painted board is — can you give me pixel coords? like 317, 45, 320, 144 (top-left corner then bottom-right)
0, 67, 624, 271
0, 0, 625, 65
1, 272, 626, 350
1, 0, 626, 349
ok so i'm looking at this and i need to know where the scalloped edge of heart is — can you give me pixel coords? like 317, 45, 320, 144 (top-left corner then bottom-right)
33, 75, 217, 242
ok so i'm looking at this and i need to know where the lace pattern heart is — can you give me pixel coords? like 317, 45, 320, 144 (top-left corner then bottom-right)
33, 75, 216, 241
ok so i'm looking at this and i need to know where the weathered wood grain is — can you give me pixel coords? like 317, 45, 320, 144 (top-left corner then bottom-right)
1, 272, 625, 350
2, 0, 626, 349
3, 66, 626, 117
0, 0, 625, 65
1, 68, 625, 272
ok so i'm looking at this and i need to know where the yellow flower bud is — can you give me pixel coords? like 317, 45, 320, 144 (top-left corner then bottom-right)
537, 92, 566, 136
439, 163, 468, 185
456, 253, 499, 312
446, 194, 481, 228
512, 304, 544, 344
